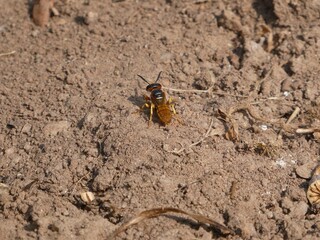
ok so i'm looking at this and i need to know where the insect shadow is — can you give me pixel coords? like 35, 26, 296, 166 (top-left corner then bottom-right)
127, 94, 144, 108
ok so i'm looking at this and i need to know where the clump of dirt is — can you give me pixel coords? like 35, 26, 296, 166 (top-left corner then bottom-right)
0, 0, 320, 239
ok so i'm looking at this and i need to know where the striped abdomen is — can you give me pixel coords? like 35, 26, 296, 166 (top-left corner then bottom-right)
156, 104, 172, 125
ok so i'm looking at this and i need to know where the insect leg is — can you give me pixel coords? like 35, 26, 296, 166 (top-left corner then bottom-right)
140, 95, 151, 111
168, 97, 177, 114
143, 95, 151, 101
170, 104, 177, 114
149, 103, 155, 125
140, 103, 150, 110
168, 97, 183, 125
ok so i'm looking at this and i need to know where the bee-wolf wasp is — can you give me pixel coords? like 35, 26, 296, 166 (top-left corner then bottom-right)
137, 71, 177, 126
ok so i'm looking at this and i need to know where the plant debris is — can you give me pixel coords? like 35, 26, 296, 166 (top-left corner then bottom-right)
109, 207, 234, 238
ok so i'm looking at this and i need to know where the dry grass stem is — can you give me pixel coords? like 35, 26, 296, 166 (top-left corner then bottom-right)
277, 107, 300, 139
109, 207, 234, 238
296, 128, 318, 134
69, 172, 90, 194
250, 95, 290, 105
0, 51, 16, 57
163, 86, 248, 98
163, 86, 213, 93
285, 107, 300, 125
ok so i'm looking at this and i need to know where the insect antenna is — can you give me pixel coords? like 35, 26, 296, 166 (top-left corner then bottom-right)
137, 75, 150, 84
155, 71, 162, 83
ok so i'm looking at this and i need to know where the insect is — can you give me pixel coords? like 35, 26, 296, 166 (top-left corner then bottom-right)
137, 72, 177, 126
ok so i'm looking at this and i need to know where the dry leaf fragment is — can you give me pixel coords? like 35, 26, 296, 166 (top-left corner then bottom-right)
109, 207, 234, 238
257, 24, 274, 52
225, 124, 239, 142
217, 109, 239, 141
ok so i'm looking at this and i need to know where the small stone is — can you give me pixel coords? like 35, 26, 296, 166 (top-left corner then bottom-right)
306, 214, 316, 220
296, 162, 315, 179
21, 123, 32, 134
162, 144, 170, 152
0, 183, 10, 205
84, 11, 98, 25
281, 197, 293, 212
290, 201, 308, 219
31, 30, 40, 37
43, 121, 71, 137
314, 132, 320, 141
23, 143, 32, 153
61, 210, 70, 216
5, 147, 15, 155
265, 210, 274, 219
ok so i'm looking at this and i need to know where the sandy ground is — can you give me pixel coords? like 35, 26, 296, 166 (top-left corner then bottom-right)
0, 0, 320, 239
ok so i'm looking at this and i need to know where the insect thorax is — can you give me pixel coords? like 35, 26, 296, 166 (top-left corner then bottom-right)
151, 89, 166, 105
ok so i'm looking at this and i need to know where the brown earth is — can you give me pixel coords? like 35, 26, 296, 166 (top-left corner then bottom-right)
1, 0, 320, 239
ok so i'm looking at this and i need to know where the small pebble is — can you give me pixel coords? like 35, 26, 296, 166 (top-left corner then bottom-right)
265, 210, 274, 219
23, 143, 32, 153
5, 147, 15, 155
281, 197, 293, 212
43, 121, 71, 137
21, 123, 32, 134
296, 162, 315, 179
31, 30, 40, 37
290, 201, 308, 219
84, 11, 98, 25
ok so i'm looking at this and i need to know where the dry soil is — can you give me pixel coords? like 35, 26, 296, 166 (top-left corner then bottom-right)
1, 0, 320, 239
